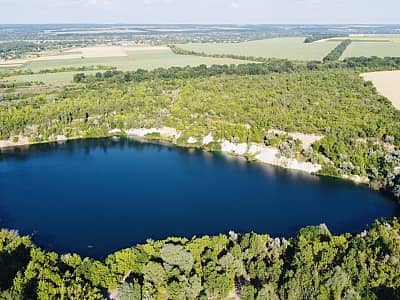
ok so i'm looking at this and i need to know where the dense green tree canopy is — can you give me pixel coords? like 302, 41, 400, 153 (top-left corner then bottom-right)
1, 220, 399, 299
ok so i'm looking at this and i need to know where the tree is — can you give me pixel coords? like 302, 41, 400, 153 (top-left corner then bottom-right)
143, 262, 166, 287
73, 73, 86, 83
118, 282, 141, 300
160, 244, 194, 273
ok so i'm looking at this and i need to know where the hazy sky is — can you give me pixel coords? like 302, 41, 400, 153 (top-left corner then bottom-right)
1, 0, 399, 24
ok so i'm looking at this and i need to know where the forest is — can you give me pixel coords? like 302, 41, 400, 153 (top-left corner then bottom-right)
2, 59, 400, 199
2, 41, 400, 298
1, 219, 399, 299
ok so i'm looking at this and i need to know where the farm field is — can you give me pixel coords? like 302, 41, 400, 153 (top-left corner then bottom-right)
2, 71, 99, 84
330, 35, 400, 43
176, 37, 341, 61
362, 70, 400, 109
341, 41, 400, 59
21, 47, 249, 72
1, 46, 250, 84
0, 46, 165, 68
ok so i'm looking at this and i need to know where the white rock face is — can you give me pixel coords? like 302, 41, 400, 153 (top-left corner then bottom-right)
248, 143, 321, 173
284, 158, 322, 173
187, 137, 197, 144
125, 127, 181, 139
249, 144, 280, 163
56, 135, 67, 141
220, 140, 248, 155
202, 134, 214, 145
342, 174, 369, 184
123, 128, 321, 174
109, 129, 122, 134
0, 135, 30, 148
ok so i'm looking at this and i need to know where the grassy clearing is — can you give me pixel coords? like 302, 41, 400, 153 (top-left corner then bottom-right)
21, 48, 249, 72
2, 71, 99, 84
176, 37, 340, 61
362, 70, 400, 109
1, 48, 249, 84
341, 42, 400, 59
0, 64, 23, 69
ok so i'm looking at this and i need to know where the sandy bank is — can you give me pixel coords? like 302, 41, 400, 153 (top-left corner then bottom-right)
125, 127, 181, 139
0, 136, 31, 148
202, 134, 214, 145
213, 138, 321, 174
241, 142, 321, 174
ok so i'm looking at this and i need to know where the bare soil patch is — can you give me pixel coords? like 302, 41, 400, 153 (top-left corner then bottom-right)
362, 71, 400, 109
268, 129, 324, 149
0, 45, 170, 66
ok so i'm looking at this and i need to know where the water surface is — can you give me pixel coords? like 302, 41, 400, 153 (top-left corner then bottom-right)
0, 138, 397, 258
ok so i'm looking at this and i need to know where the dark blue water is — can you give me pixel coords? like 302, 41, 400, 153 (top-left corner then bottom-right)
0, 138, 398, 258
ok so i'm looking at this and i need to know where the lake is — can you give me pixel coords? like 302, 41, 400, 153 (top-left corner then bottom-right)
0, 138, 398, 258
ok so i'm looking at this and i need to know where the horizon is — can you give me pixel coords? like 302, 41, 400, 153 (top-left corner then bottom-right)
1, 23, 400, 25
2, 0, 400, 298
1, 0, 400, 24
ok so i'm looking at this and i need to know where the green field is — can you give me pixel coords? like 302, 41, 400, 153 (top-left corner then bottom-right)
2, 71, 99, 84
1, 48, 249, 84
330, 36, 400, 43
341, 42, 400, 59
5, 38, 400, 84
176, 37, 340, 61
22, 49, 248, 72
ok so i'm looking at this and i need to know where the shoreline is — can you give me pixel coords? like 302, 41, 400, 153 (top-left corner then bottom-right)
0, 127, 372, 188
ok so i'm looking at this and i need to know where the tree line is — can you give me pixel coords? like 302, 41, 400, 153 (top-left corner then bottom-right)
0, 65, 115, 79
304, 35, 346, 43
323, 40, 352, 62
73, 56, 400, 86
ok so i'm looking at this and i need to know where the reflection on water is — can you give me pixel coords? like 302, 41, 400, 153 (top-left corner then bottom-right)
0, 137, 398, 258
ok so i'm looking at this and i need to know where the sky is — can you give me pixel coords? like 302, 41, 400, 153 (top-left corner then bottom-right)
1, 0, 399, 24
